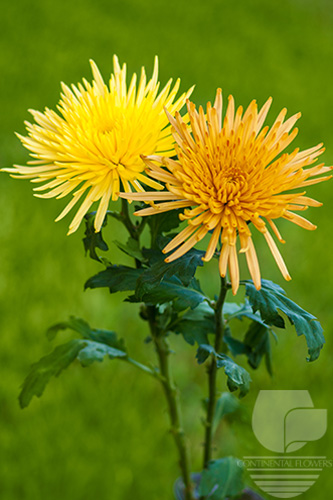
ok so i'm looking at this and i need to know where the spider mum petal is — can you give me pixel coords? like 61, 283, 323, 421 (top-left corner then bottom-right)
2, 57, 194, 233
120, 90, 332, 294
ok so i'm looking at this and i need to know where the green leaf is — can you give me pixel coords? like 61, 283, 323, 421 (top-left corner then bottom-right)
136, 245, 205, 297
243, 279, 325, 361
83, 212, 109, 262
212, 393, 242, 435
130, 276, 207, 311
19, 340, 86, 408
223, 302, 245, 317
77, 340, 127, 367
113, 236, 145, 262
223, 317, 273, 375
217, 355, 252, 398
85, 328, 126, 352
20, 322, 128, 408
147, 209, 182, 242
196, 344, 216, 364
224, 299, 268, 327
47, 316, 92, 341
47, 316, 127, 352
85, 265, 143, 293
168, 302, 215, 345
199, 457, 244, 499
243, 321, 273, 375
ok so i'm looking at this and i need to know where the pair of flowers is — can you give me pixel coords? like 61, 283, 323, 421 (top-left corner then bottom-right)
3, 56, 331, 294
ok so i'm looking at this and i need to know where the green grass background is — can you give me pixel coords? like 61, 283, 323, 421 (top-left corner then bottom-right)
0, 0, 333, 498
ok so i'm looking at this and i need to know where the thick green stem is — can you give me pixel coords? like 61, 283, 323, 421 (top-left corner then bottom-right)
148, 306, 194, 500
202, 276, 228, 469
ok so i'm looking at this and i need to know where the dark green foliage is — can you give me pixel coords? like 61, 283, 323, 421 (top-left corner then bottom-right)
216, 355, 251, 398
243, 321, 272, 375
196, 344, 216, 364
199, 457, 244, 499
137, 243, 205, 296
83, 212, 109, 262
77, 339, 127, 366
85, 265, 143, 293
20, 318, 127, 408
19, 340, 87, 408
243, 279, 325, 361
223, 302, 273, 374
113, 236, 145, 262
47, 316, 92, 341
147, 209, 182, 243
47, 316, 126, 352
196, 345, 252, 397
224, 300, 270, 327
170, 302, 215, 346
130, 276, 207, 311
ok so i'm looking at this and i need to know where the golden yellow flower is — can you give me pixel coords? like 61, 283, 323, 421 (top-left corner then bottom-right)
121, 90, 332, 295
3, 56, 193, 234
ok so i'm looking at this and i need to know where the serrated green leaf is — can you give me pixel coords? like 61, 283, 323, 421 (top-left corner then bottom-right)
130, 276, 207, 311
147, 209, 182, 242
244, 321, 273, 375
223, 302, 245, 317
223, 320, 272, 375
19, 340, 86, 408
217, 355, 252, 398
47, 316, 92, 341
199, 457, 244, 499
19, 336, 128, 408
170, 302, 215, 345
136, 245, 205, 298
172, 319, 213, 346
224, 299, 268, 327
86, 328, 126, 352
83, 212, 109, 262
113, 237, 145, 262
196, 344, 216, 364
223, 335, 248, 357
243, 279, 325, 361
77, 340, 127, 367
85, 265, 143, 293
47, 316, 127, 352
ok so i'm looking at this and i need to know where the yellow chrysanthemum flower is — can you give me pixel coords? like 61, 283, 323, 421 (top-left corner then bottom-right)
3, 56, 194, 234
121, 90, 332, 295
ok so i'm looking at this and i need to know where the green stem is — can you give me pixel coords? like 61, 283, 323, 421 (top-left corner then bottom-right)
148, 306, 194, 500
125, 357, 156, 377
202, 276, 228, 469
119, 201, 194, 497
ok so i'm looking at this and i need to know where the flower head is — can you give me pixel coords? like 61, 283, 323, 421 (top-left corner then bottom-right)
121, 90, 332, 294
3, 56, 193, 234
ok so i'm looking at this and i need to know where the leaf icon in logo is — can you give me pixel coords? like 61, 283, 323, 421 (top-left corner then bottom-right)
252, 390, 326, 453
285, 408, 327, 453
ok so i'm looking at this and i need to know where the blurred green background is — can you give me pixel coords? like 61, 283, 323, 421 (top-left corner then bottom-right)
0, 0, 332, 498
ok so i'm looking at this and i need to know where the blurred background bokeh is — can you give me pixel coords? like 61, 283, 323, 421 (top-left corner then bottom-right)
0, 0, 332, 498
